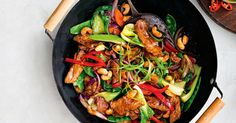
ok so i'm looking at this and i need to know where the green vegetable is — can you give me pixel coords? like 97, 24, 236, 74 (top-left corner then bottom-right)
107, 116, 131, 122
225, 0, 236, 3
73, 71, 86, 92
183, 72, 193, 83
89, 34, 126, 45
181, 65, 201, 102
177, 52, 183, 59
162, 80, 184, 96
133, 85, 155, 123
99, 54, 107, 62
92, 5, 112, 34
92, 14, 105, 34
174, 81, 186, 89
70, 20, 91, 35
101, 80, 112, 91
184, 77, 201, 112
83, 66, 95, 77
121, 24, 144, 47
96, 91, 121, 102
166, 14, 176, 37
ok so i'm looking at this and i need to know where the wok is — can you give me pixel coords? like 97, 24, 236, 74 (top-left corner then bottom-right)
44, 0, 224, 122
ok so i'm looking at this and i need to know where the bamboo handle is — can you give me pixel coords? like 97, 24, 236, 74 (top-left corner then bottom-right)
196, 97, 224, 123
44, 0, 75, 32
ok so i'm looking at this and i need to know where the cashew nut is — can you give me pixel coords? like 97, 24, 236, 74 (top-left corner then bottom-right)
101, 71, 112, 80
105, 109, 113, 115
177, 37, 185, 50
152, 26, 163, 38
123, 16, 131, 22
182, 35, 189, 45
122, 3, 130, 15
165, 75, 173, 81
95, 44, 106, 51
97, 68, 108, 75
81, 27, 92, 36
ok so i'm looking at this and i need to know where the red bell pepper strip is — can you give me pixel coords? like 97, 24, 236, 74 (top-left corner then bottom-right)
65, 58, 106, 67
138, 84, 174, 111
163, 46, 172, 53
209, 0, 221, 12
221, 1, 233, 11
87, 51, 103, 55
139, 84, 169, 93
112, 82, 121, 88
150, 116, 165, 123
164, 40, 178, 52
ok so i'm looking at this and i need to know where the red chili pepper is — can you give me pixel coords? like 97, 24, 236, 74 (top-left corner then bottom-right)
221, 1, 233, 11
112, 82, 121, 88
209, 0, 221, 12
138, 84, 174, 111
164, 40, 178, 52
150, 116, 165, 123
81, 54, 105, 63
141, 89, 152, 95
87, 51, 103, 55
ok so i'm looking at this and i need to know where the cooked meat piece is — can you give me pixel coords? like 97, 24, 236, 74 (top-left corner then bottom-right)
73, 35, 97, 49
111, 60, 119, 84
110, 90, 144, 120
84, 81, 98, 96
95, 96, 109, 114
149, 74, 160, 85
65, 50, 85, 84
170, 52, 181, 64
135, 19, 163, 56
145, 96, 169, 112
169, 96, 181, 123
117, 121, 132, 123
126, 47, 141, 61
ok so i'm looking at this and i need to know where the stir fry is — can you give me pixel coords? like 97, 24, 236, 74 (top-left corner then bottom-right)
64, 1, 202, 123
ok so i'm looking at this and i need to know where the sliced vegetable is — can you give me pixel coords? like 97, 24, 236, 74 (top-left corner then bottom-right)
73, 71, 86, 92
89, 34, 126, 45
183, 72, 193, 83
92, 14, 105, 34
183, 77, 201, 112
221, 1, 233, 11
162, 80, 184, 96
133, 85, 155, 123
174, 81, 186, 89
114, 8, 124, 27
107, 116, 131, 122
181, 65, 201, 102
96, 91, 121, 102
166, 14, 176, 37
70, 20, 91, 35
121, 24, 144, 47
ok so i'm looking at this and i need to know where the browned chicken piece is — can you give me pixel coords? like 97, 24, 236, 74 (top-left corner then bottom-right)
170, 52, 181, 64
149, 74, 160, 85
110, 90, 144, 120
169, 96, 181, 123
65, 50, 85, 84
73, 35, 97, 49
145, 96, 169, 112
135, 19, 163, 56
111, 60, 119, 84
95, 96, 109, 114
84, 81, 99, 96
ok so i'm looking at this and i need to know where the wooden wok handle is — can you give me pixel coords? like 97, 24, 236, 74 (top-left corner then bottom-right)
196, 97, 224, 123
44, 0, 75, 32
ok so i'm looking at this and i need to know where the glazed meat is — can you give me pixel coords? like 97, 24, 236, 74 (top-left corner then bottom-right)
111, 60, 119, 84
145, 96, 169, 112
73, 35, 97, 49
135, 19, 163, 56
64, 50, 85, 84
95, 96, 109, 114
84, 81, 99, 96
110, 90, 144, 120
169, 96, 181, 123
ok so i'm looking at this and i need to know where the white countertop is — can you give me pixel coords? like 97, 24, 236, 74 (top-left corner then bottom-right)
0, 0, 235, 123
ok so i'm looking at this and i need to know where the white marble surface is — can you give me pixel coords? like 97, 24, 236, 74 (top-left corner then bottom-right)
0, 0, 235, 123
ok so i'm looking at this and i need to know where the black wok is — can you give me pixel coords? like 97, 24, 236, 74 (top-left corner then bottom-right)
50, 0, 219, 122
